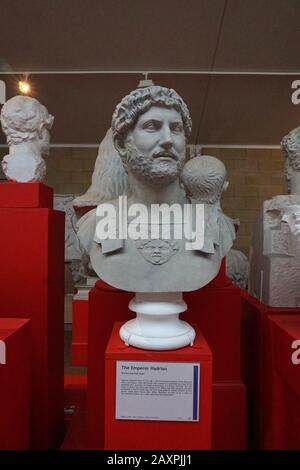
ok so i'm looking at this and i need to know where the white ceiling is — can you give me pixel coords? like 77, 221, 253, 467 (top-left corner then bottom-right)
1, 0, 300, 145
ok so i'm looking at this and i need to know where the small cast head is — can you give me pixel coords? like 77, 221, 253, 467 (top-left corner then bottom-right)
0, 95, 54, 152
181, 155, 228, 204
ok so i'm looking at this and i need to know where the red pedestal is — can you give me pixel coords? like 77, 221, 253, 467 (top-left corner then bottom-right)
0, 318, 31, 449
87, 281, 134, 448
72, 299, 89, 366
212, 381, 246, 450
61, 375, 88, 450
184, 283, 242, 382
207, 258, 231, 288
0, 182, 53, 208
104, 323, 212, 450
0, 183, 65, 449
261, 315, 300, 449
241, 291, 300, 449
87, 279, 246, 449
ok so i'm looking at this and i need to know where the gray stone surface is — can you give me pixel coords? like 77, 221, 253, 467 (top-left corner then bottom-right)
249, 127, 300, 307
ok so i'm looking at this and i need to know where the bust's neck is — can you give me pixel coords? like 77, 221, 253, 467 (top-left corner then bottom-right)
128, 174, 186, 206
9, 141, 41, 158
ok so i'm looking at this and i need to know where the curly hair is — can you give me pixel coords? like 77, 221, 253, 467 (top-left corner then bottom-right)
181, 155, 227, 204
111, 86, 192, 149
1, 95, 54, 145
281, 127, 300, 171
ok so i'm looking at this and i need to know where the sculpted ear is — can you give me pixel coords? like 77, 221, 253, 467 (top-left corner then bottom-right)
113, 135, 127, 160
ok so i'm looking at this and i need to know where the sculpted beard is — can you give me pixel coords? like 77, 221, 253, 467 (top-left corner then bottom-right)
124, 140, 185, 185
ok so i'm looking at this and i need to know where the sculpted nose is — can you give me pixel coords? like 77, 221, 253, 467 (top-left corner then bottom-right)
160, 126, 173, 150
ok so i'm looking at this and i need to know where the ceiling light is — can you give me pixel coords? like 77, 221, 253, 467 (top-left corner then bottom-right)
18, 80, 31, 94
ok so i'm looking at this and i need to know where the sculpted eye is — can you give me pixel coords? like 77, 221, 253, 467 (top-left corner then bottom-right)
143, 120, 160, 131
170, 122, 183, 133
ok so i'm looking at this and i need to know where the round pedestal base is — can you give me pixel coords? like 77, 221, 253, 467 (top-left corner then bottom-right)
120, 318, 195, 350
119, 292, 195, 351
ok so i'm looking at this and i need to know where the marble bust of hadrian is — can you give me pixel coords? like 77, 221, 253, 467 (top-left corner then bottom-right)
79, 86, 234, 292
77, 86, 235, 349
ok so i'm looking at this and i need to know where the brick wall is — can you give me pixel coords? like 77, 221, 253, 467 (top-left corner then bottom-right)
202, 147, 285, 256
0, 146, 286, 257
45, 147, 97, 195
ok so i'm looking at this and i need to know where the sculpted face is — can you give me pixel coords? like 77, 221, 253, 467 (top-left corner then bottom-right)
124, 106, 186, 184
137, 239, 178, 265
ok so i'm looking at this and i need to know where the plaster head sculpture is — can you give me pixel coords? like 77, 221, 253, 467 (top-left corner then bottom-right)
181, 155, 235, 258
0, 95, 54, 182
226, 249, 249, 290
181, 155, 229, 206
281, 126, 300, 195
111, 86, 192, 190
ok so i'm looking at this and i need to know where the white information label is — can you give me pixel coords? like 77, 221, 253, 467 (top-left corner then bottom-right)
116, 361, 200, 422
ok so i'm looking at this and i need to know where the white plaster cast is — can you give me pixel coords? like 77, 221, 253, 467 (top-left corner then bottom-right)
0, 95, 54, 182
249, 127, 300, 307
77, 86, 235, 349
181, 155, 236, 258
226, 249, 249, 289
73, 128, 129, 282
54, 194, 82, 261
249, 195, 300, 307
181, 155, 229, 205
119, 292, 195, 350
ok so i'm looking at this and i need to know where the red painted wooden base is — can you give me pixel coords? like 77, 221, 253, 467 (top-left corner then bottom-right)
212, 381, 246, 450
0, 318, 31, 449
184, 283, 242, 382
0, 182, 53, 208
87, 279, 246, 449
262, 314, 300, 449
87, 281, 133, 448
0, 183, 65, 449
72, 300, 89, 365
104, 323, 212, 450
241, 291, 300, 449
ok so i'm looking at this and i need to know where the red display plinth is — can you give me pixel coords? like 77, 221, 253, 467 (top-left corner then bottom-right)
0, 182, 53, 208
241, 291, 300, 449
207, 258, 231, 288
262, 314, 300, 449
62, 375, 88, 450
184, 283, 242, 382
87, 281, 134, 448
0, 318, 31, 449
72, 299, 89, 365
0, 183, 65, 449
104, 323, 212, 450
87, 279, 246, 449
212, 381, 246, 450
